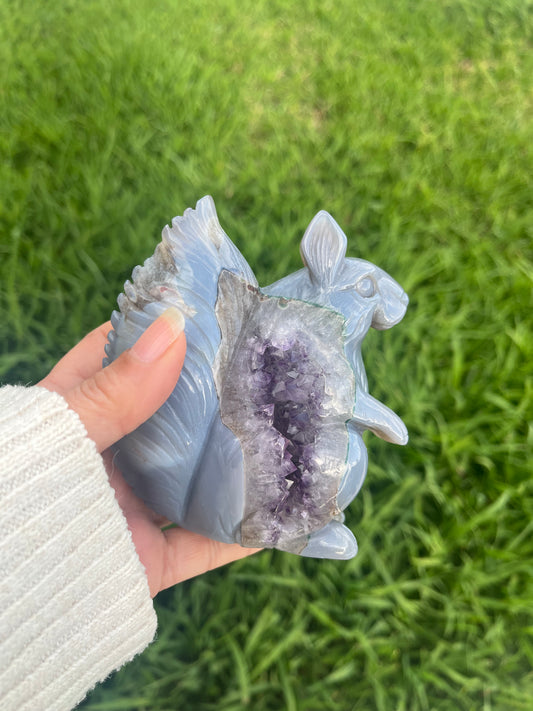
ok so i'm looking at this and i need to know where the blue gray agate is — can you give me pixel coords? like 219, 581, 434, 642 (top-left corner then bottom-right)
104, 196, 408, 559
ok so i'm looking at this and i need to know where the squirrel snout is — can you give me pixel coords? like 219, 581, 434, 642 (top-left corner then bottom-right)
372, 280, 408, 330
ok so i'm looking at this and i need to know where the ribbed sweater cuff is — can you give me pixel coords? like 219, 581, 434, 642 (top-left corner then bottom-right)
0, 385, 157, 711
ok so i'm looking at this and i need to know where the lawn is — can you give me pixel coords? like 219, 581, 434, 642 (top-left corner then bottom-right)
1, 0, 532, 709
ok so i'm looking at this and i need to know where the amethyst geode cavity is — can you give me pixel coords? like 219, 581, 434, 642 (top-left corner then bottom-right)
105, 196, 408, 559
215, 272, 354, 553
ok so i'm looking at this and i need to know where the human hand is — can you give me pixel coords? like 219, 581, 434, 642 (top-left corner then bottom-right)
39, 308, 259, 597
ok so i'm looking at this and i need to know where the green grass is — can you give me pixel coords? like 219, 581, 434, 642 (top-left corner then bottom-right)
1, 0, 532, 709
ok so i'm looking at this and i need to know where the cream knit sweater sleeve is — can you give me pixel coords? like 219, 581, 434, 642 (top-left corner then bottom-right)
0, 385, 157, 711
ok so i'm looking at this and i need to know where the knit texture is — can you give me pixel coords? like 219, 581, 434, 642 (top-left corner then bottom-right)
0, 385, 157, 711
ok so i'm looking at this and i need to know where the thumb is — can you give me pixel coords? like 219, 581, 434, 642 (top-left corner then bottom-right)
65, 308, 186, 452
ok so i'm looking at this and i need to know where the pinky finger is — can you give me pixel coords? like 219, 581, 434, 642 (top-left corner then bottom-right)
159, 528, 261, 592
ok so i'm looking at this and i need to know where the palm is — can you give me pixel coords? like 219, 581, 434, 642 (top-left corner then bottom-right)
40, 319, 258, 597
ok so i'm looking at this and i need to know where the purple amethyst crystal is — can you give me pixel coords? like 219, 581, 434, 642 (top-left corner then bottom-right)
215, 270, 355, 554
251, 338, 324, 525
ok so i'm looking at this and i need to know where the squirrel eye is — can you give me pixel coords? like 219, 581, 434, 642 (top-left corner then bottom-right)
356, 276, 376, 298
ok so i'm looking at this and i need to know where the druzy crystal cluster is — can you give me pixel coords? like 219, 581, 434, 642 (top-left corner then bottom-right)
215, 271, 355, 553
249, 335, 324, 534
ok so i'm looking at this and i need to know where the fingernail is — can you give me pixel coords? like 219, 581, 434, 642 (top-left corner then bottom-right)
131, 308, 185, 363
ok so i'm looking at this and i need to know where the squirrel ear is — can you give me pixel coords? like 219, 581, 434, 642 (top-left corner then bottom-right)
300, 211, 347, 289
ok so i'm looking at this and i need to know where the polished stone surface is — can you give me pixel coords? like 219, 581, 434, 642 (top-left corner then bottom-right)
105, 196, 408, 559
